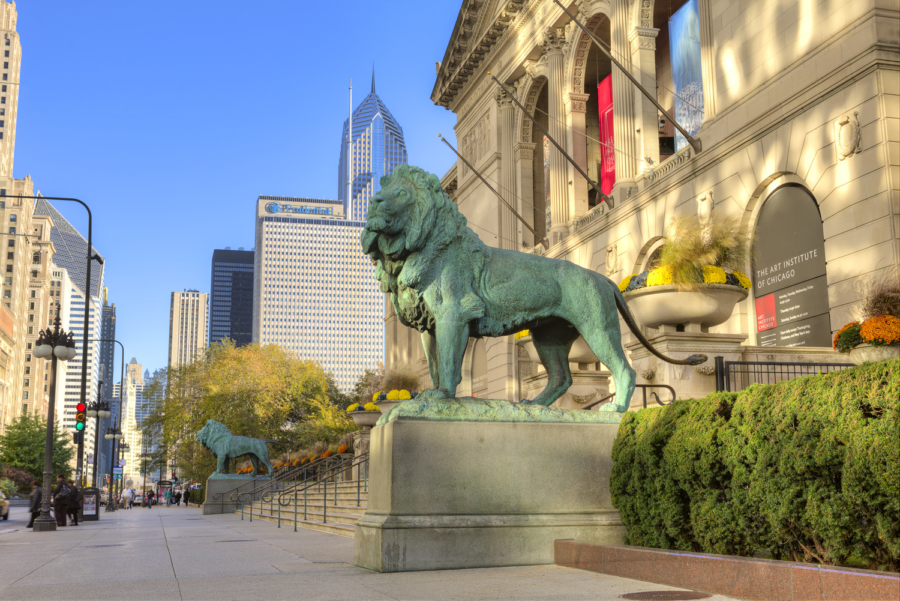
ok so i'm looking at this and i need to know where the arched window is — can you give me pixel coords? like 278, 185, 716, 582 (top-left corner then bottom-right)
752, 186, 829, 347
32, 251, 40, 265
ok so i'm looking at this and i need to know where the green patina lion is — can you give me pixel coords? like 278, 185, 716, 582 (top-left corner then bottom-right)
361, 165, 706, 412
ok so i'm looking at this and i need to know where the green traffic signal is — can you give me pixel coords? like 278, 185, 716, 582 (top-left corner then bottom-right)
75, 422, 85, 431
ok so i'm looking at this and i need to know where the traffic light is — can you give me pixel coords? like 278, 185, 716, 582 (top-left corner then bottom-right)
75, 402, 87, 433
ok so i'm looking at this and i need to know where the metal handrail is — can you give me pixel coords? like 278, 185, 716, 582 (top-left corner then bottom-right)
229, 454, 351, 503
273, 452, 368, 506
581, 384, 677, 411
211, 454, 340, 501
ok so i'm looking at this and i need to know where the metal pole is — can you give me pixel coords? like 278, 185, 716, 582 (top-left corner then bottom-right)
91, 381, 103, 487
294, 492, 298, 531
104, 340, 125, 512
553, 0, 702, 154
439, 135, 549, 249
34, 354, 58, 530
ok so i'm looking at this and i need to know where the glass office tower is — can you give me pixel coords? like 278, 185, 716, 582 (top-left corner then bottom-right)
337, 70, 408, 221
209, 248, 254, 347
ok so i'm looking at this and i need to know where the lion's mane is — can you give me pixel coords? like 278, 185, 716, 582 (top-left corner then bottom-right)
197, 419, 232, 456
364, 165, 491, 332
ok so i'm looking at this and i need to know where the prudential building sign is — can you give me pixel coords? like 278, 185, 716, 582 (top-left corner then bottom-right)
265, 202, 333, 216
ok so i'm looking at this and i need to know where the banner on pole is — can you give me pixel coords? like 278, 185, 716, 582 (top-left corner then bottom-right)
597, 75, 615, 195
669, 0, 705, 151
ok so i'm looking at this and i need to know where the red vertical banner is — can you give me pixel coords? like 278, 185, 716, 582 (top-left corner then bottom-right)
598, 75, 615, 196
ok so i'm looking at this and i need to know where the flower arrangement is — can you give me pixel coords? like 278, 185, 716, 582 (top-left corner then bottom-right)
309, 455, 318, 462
300, 457, 309, 465
622, 216, 753, 293
835, 316, 899, 353
337, 445, 350, 454
347, 401, 383, 412
321, 450, 333, 458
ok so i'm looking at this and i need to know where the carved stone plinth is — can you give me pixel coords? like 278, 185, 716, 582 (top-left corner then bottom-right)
524, 367, 611, 410
626, 331, 747, 404
354, 415, 625, 572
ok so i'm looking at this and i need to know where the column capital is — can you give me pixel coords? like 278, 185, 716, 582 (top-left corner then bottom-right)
541, 27, 566, 55
628, 26, 659, 51
495, 89, 515, 110
514, 141, 536, 160
567, 92, 591, 114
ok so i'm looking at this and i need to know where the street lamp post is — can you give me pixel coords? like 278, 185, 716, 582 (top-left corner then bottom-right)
104, 426, 123, 509
86, 381, 111, 487
30, 304, 77, 532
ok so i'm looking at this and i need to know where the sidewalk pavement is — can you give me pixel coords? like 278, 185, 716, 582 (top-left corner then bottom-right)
0, 504, 738, 601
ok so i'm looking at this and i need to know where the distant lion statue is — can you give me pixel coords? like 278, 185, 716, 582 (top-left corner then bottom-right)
196, 420, 282, 476
360, 165, 706, 412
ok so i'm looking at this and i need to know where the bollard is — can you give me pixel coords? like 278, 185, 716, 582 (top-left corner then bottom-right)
294, 492, 298, 532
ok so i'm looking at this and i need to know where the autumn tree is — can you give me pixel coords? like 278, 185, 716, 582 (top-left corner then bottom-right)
142, 341, 356, 484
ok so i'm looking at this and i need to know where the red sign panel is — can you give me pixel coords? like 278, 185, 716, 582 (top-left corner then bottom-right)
598, 75, 615, 196
755, 293, 777, 332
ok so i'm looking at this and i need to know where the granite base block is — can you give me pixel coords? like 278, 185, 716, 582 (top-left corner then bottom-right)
201, 476, 273, 515
354, 417, 625, 572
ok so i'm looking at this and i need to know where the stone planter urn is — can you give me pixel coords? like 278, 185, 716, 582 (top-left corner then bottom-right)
848, 344, 900, 366
377, 400, 400, 414
350, 410, 382, 429
516, 333, 599, 364
623, 284, 749, 330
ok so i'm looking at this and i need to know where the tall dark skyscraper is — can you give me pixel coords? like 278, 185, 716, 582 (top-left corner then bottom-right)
210, 248, 254, 347
337, 69, 408, 221
98, 293, 116, 480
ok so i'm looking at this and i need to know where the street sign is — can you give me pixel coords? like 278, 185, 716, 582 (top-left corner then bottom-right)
119, 459, 126, 467
87, 453, 94, 464
113, 466, 123, 475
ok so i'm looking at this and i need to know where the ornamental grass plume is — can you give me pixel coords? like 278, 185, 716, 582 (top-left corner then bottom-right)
659, 215, 752, 290
858, 269, 900, 321
382, 364, 422, 393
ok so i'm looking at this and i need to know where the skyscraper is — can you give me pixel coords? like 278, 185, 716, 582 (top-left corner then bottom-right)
97, 290, 116, 477
167, 290, 208, 369
0, 1, 22, 179
252, 196, 383, 391
209, 249, 254, 347
337, 69, 408, 221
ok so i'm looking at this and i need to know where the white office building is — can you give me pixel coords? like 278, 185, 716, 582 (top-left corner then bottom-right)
252, 196, 384, 391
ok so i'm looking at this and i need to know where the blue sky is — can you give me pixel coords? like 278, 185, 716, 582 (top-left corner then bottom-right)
15, 1, 461, 373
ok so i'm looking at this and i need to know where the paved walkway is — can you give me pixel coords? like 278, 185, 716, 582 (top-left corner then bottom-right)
0, 505, 738, 600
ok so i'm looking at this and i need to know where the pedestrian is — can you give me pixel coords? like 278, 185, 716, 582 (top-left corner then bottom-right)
146, 489, 154, 508
128, 488, 135, 509
52, 474, 69, 527
165, 488, 172, 507
174, 490, 182, 506
183, 489, 191, 507
27, 480, 42, 528
66, 480, 82, 526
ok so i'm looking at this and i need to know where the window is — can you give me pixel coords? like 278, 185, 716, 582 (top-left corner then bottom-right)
3, 51, 7, 57
3, 62, 7, 69
31, 252, 39, 264
6, 252, 11, 260
27, 326, 32, 334
8, 214, 14, 222
8, 226, 13, 233
4, 265, 10, 273
22, 391, 28, 399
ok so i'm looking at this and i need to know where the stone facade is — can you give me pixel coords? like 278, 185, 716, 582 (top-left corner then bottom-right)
386, 0, 899, 404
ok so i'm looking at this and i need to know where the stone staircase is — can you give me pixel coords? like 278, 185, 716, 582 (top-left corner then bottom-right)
233, 480, 367, 538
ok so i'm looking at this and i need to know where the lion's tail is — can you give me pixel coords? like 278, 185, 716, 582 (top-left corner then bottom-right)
613, 286, 707, 366
263, 440, 287, 449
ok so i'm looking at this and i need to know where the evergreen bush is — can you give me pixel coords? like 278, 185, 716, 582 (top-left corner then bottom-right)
611, 359, 899, 571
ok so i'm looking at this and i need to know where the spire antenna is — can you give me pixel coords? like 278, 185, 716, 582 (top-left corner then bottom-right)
371, 64, 375, 94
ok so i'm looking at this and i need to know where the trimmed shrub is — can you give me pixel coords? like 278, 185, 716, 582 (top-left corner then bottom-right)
611, 359, 899, 571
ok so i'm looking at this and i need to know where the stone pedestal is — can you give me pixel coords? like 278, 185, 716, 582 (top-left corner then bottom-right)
351, 428, 372, 482
354, 415, 625, 572
625, 330, 747, 404
201, 476, 272, 515
524, 367, 612, 409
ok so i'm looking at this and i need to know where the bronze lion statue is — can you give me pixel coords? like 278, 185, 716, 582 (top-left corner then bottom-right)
197, 420, 281, 476
360, 164, 705, 412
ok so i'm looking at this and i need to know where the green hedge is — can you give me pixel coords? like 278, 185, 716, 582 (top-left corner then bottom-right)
611, 359, 899, 571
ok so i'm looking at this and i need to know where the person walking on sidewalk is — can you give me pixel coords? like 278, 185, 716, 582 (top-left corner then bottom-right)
174, 490, 182, 506
27, 480, 42, 528
66, 480, 82, 526
52, 475, 70, 527
182, 489, 191, 507
146, 489, 154, 508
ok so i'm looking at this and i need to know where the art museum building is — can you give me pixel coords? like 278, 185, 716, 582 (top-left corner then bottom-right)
385, 0, 899, 406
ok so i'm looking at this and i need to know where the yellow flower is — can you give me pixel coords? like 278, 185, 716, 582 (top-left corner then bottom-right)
514, 330, 530, 340
363, 402, 380, 411
399, 390, 411, 400
618, 275, 635, 292
733, 270, 752, 290
647, 266, 674, 287
346, 403, 359, 413
372, 391, 382, 402
386, 390, 400, 400
702, 265, 727, 284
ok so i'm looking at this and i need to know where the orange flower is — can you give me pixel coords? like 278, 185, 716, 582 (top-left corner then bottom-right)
309, 455, 317, 462
861, 315, 900, 345
322, 450, 333, 458
337, 445, 350, 454
833, 321, 859, 350
292, 459, 300, 466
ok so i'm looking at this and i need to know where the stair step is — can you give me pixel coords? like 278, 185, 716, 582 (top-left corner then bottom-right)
243, 502, 366, 516
243, 508, 362, 526
236, 509, 358, 537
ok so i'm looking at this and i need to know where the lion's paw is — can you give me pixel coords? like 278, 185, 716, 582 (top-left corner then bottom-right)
598, 402, 626, 413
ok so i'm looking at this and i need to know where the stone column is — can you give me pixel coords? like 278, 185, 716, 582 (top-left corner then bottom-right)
629, 26, 660, 171
544, 27, 569, 243
567, 92, 592, 215
514, 141, 537, 247
497, 90, 517, 250
612, 0, 638, 193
